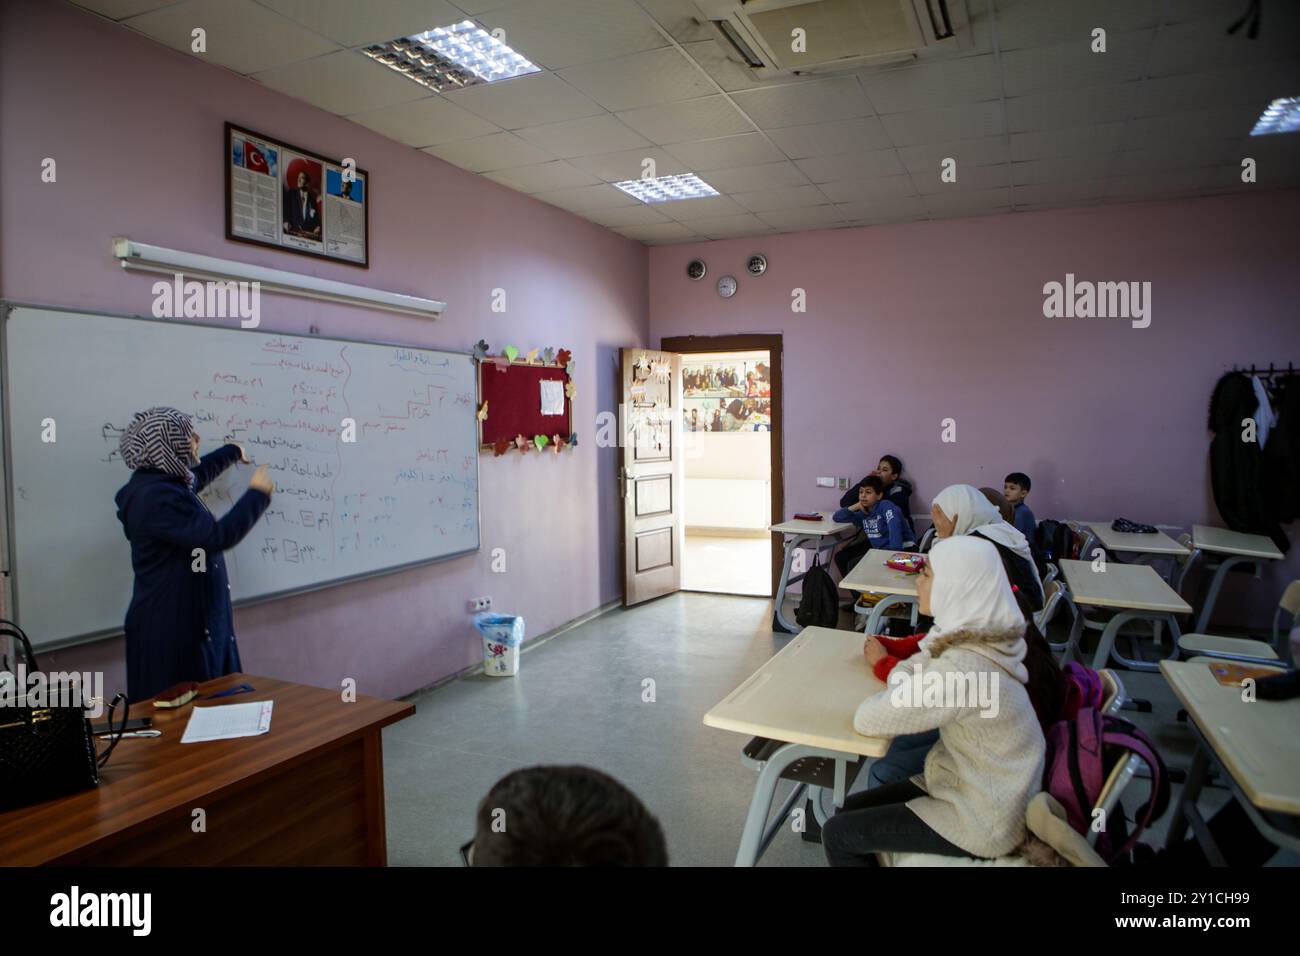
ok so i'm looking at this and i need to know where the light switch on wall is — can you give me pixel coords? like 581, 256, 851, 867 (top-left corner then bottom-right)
838, 477, 850, 490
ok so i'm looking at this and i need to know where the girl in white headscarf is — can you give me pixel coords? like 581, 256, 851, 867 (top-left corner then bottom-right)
930, 483, 1042, 610
822, 536, 1045, 864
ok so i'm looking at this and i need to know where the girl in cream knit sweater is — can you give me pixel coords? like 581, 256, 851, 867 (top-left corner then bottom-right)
822, 535, 1046, 865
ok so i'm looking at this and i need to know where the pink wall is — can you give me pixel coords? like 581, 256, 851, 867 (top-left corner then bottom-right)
649, 191, 1300, 626
0, 0, 647, 697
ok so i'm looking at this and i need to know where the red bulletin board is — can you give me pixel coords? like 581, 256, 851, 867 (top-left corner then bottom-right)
478, 360, 573, 448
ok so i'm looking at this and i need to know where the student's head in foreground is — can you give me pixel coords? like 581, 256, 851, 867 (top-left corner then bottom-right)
468, 765, 668, 866
874, 454, 903, 483
857, 474, 885, 508
1003, 472, 1031, 504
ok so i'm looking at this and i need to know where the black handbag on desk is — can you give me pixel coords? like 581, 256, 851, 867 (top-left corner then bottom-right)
0, 620, 128, 811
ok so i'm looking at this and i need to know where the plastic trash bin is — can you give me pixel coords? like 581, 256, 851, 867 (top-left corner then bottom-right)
474, 612, 524, 676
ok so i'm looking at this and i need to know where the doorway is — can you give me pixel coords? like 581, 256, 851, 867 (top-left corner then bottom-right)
662, 334, 783, 598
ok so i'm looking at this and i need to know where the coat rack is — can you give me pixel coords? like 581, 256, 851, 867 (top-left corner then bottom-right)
1228, 362, 1296, 377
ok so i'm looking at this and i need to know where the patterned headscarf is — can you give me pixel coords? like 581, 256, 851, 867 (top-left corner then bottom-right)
120, 406, 197, 486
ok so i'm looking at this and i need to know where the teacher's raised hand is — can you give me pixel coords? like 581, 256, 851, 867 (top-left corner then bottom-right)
248, 464, 274, 496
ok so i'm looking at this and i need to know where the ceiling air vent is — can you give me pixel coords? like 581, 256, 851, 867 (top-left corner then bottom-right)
695, 0, 969, 78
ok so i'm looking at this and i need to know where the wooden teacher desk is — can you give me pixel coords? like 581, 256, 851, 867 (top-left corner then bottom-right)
0, 673, 413, 866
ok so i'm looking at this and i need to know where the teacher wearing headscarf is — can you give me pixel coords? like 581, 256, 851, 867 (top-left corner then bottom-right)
114, 407, 274, 702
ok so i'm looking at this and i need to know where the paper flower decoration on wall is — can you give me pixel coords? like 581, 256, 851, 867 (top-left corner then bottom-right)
533, 434, 549, 451
556, 348, 571, 367
476, 401, 489, 422
515, 434, 530, 453
493, 438, 511, 457
503, 345, 519, 363
543, 347, 555, 365
492, 354, 510, 372
472, 340, 489, 361
565, 381, 576, 400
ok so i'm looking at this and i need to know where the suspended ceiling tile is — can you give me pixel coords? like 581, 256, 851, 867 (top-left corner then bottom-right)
659, 194, 746, 221
581, 204, 674, 228
442, 72, 604, 129
756, 205, 846, 231
348, 96, 500, 148
252, 50, 430, 115
914, 162, 1011, 194
993, 0, 1163, 52
558, 47, 716, 112
534, 183, 641, 212
617, 95, 755, 144
732, 185, 830, 212
482, 160, 600, 193
833, 195, 926, 222
569, 146, 693, 182
1010, 123, 1127, 161
703, 161, 808, 193
682, 214, 771, 239
1000, 30, 1155, 97
1004, 85, 1138, 133
764, 117, 892, 159
896, 137, 1010, 173
424, 131, 556, 172
795, 149, 905, 182
860, 55, 1003, 114
259, 0, 465, 47
67, 0, 174, 18
819, 175, 918, 203
730, 76, 872, 130
475, 0, 669, 71
881, 100, 1005, 147
665, 133, 785, 172
516, 114, 652, 159
613, 222, 701, 242
124, 0, 339, 75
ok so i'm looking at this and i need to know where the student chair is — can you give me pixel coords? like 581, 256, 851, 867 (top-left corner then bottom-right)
1035, 578, 1070, 645
1042, 562, 1059, 588
1066, 522, 1098, 564
1171, 532, 1201, 596
1176, 579, 1299, 666
916, 526, 936, 553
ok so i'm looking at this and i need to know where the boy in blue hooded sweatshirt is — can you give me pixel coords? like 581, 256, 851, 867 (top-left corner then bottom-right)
832, 475, 907, 576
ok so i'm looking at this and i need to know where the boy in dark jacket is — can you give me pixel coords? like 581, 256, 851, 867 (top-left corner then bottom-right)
1003, 472, 1037, 540
841, 454, 915, 546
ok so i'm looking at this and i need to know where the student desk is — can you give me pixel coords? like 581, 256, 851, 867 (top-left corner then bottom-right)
1160, 659, 1300, 864
1190, 525, 1284, 633
1060, 560, 1191, 672
770, 513, 856, 633
704, 626, 889, 866
1087, 522, 1189, 584
839, 551, 922, 635
0, 672, 413, 866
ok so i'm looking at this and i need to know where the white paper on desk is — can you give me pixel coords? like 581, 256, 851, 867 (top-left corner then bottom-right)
180, 700, 273, 743
540, 379, 565, 415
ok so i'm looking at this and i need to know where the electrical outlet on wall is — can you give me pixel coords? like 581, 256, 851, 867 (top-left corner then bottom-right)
468, 596, 492, 612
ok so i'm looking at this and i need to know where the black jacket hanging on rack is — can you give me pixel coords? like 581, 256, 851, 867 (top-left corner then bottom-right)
1207, 371, 1288, 553
1262, 373, 1300, 529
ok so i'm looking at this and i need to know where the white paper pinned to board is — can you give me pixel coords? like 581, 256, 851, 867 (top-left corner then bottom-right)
540, 379, 565, 415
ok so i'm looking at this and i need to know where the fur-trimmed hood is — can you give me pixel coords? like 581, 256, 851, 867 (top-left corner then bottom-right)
919, 625, 1028, 684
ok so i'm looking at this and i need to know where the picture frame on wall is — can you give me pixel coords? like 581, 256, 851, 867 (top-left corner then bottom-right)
225, 122, 370, 268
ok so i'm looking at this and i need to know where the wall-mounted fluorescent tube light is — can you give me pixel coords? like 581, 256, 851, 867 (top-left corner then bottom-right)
111, 238, 446, 319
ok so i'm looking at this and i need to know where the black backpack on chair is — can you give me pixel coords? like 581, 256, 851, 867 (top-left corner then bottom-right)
794, 556, 840, 629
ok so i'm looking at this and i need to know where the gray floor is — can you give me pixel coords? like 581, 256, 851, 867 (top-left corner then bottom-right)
383, 592, 1293, 867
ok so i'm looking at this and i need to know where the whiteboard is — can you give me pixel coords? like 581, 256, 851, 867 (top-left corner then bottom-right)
1, 305, 480, 647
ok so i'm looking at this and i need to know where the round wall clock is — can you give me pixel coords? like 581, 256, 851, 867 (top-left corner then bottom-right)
687, 258, 707, 280
747, 254, 767, 276
717, 275, 738, 299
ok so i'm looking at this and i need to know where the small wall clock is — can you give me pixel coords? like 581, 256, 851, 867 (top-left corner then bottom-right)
716, 275, 738, 299
687, 258, 707, 280
747, 254, 767, 276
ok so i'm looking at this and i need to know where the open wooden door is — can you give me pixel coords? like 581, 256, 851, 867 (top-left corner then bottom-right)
620, 348, 684, 606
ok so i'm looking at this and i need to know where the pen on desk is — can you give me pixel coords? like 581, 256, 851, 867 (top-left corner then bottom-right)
98, 730, 161, 739
202, 683, 255, 701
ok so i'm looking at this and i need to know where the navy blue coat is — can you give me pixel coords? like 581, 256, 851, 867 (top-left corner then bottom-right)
115, 444, 270, 702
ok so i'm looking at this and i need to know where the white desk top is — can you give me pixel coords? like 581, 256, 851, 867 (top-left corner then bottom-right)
1192, 524, 1284, 560
1088, 522, 1189, 557
1160, 660, 1300, 816
703, 627, 890, 758
839, 550, 922, 597
771, 512, 855, 537
1060, 559, 1192, 614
